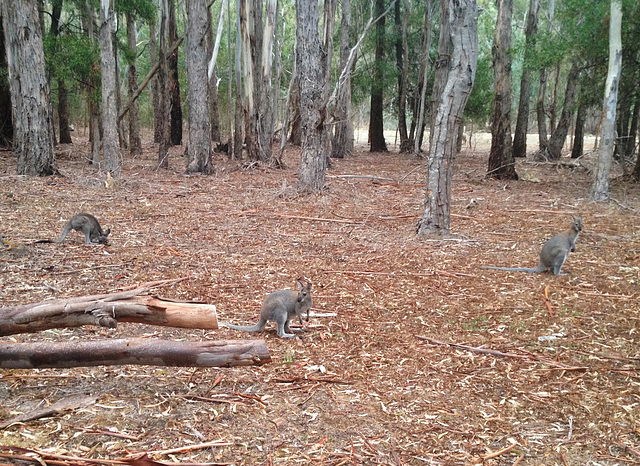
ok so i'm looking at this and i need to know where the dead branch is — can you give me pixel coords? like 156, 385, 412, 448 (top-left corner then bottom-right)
0, 288, 218, 336
0, 394, 98, 429
416, 336, 528, 359
0, 338, 271, 369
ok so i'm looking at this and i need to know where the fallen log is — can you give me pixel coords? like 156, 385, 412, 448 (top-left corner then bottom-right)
0, 288, 218, 336
0, 338, 271, 369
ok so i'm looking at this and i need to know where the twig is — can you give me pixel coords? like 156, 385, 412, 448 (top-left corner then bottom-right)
147, 440, 233, 455
273, 376, 351, 384
53, 263, 129, 275
416, 336, 528, 359
328, 175, 396, 183
481, 442, 518, 460
239, 211, 360, 224
544, 285, 554, 316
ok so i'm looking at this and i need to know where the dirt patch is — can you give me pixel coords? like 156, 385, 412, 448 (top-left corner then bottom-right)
1, 138, 639, 465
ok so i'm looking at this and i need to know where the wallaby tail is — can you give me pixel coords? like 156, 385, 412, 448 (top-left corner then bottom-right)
220, 319, 266, 333
479, 265, 544, 273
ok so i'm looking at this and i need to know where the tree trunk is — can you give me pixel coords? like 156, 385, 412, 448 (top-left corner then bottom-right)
258, 0, 278, 163
296, 0, 327, 193
50, 0, 72, 145
395, 0, 410, 153
0, 293, 218, 336
1, 0, 55, 175
571, 102, 586, 159
113, 30, 128, 152
157, 0, 170, 168
0, 21, 13, 147
233, 0, 244, 160
429, 0, 449, 153
99, 0, 121, 176
417, 0, 477, 236
0, 339, 271, 369
271, 0, 284, 165
150, 20, 162, 144
206, 3, 221, 143
536, 0, 555, 150
512, 0, 538, 158
549, 62, 561, 134
369, 0, 388, 152
288, 76, 302, 145
414, 0, 434, 154
487, 0, 518, 179
169, 0, 184, 146
126, 12, 142, 158
591, 0, 622, 201
545, 62, 580, 160
331, 0, 353, 159
627, 91, 639, 170
186, 0, 213, 173
240, 0, 258, 161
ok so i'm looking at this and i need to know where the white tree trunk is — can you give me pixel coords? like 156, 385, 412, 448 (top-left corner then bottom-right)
186, 0, 213, 173
258, 0, 277, 163
590, 0, 622, 202
1, 0, 56, 175
99, 0, 121, 175
126, 12, 142, 158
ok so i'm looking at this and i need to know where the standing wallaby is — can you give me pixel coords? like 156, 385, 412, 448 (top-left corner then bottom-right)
220, 279, 313, 338
479, 216, 583, 276
58, 213, 110, 245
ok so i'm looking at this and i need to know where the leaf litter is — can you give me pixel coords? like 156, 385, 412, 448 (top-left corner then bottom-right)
0, 138, 639, 465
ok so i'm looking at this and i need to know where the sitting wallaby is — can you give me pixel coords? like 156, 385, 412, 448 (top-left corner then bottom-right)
479, 215, 582, 276
220, 279, 312, 338
58, 213, 110, 245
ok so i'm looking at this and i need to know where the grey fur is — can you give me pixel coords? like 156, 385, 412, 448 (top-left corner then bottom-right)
58, 213, 110, 245
480, 215, 582, 276
221, 280, 312, 338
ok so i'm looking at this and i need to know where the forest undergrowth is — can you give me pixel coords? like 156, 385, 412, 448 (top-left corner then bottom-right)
0, 137, 639, 465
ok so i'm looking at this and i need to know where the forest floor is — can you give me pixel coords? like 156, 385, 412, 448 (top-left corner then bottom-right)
0, 135, 639, 466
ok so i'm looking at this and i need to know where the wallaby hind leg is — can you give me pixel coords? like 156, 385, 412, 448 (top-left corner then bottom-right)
284, 321, 307, 334
275, 317, 297, 338
551, 256, 568, 275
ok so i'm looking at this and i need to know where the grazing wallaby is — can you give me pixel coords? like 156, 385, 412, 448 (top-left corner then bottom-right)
221, 279, 313, 338
479, 216, 583, 276
58, 213, 110, 245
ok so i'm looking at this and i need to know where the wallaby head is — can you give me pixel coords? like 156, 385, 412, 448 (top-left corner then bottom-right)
571, 215, 583, 233
296, 278, 312, 322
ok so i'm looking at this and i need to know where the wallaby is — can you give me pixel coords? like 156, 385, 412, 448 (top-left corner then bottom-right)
479, 216, 583, 276
58, 213, 110, 245
220, 279, 313, 338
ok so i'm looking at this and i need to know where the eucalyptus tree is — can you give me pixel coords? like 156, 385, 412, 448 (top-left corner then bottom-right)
591, 0, 622, 201
487, 0, 517, 179
296, 0, 327, 192
50, 0, 72, 145
395, 0, 410, 152
1, 0, 56, 175
417, 0, 477, 236
99, 0, 121, 175
512, 0, 539, 158
331, 0, 354, 159
369, 0, 388, 152
185, 0, 212, 173
168, 0, 183, 146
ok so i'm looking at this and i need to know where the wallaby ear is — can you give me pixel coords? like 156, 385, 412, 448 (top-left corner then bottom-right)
104, 228, 111, 236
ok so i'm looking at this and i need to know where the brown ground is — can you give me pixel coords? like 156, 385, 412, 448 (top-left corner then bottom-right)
0, 137, 639, 466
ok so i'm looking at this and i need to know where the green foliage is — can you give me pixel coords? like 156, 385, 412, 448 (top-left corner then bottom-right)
114, 0, 156, 24
463, 2, 496, 126
44, 34, 100, 87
